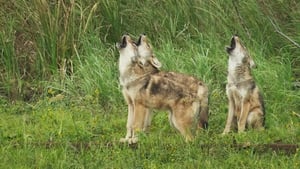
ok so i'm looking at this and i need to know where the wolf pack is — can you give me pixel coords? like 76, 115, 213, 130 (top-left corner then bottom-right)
116, 34, 265, 144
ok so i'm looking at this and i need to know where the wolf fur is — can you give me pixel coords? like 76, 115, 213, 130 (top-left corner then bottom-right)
222, 35, 265, 134
135, 34, 209, 130
116, 34, 208, 143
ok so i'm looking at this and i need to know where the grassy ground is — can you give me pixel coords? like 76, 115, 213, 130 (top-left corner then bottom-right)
0, 0, 300, 168
0, 97, 299, 168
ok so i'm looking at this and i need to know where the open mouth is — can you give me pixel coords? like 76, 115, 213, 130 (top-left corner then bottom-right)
116, 35, 129, 49
119, 35, 128, 48
135, 33, 146, 46
135, 35, 142, 46
226, 35, 237, 53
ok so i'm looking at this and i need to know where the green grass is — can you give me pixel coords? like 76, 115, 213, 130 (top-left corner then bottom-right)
0, 0, 300, 168
0, 99, 299, 168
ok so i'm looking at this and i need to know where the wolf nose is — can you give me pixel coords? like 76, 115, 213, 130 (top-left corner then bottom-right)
142, 33, 146, 36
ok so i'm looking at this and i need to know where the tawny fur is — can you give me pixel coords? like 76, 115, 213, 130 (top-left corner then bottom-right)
117, 35, 208, 143
135, 34, 209, 130
223, 35, 265, 134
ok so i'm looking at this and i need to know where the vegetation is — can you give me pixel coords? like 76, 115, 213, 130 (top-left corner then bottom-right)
0, 0, 299, 168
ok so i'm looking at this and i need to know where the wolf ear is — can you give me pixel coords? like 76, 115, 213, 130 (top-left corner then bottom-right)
249, 58, 256, 69
150, 56, 162, 69
115, 42, 120, 49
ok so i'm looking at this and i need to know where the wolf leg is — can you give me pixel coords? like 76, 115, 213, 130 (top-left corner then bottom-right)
223, 94, 235, 134
238, 99, 251, 133
143, 109, 153, 132
127, 103, 148, 144
168, 111, 175, 128
247, 108, 264, 130
171, 108, 195, 142
120, 96, 134, 143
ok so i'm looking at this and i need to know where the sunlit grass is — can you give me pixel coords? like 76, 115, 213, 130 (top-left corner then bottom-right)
0, 99, 299, 168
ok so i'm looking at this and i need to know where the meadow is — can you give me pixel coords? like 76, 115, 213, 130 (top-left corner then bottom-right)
0, 0, 299, 168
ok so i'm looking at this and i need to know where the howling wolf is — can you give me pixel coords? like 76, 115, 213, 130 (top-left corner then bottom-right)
223, 35, 265, 134
116, 34, 208, 143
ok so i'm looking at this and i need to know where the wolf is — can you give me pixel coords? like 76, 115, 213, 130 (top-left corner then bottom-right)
134, 34, 209, 131
222, 35, 265, 134
116, 34, 208, 143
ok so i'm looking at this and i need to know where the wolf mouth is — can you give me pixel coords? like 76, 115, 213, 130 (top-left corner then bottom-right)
119, 35, 128, 48
226, 36, 237, 53
135, 33, 146, 46
135, 35, 142, 46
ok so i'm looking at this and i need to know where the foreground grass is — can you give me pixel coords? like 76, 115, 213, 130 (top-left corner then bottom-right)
0, 98, 299, 169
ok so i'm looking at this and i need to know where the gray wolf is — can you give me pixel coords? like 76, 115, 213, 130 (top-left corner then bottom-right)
222, 35, 265, 134
116, 34, 208, 143
135, 34, 209, 131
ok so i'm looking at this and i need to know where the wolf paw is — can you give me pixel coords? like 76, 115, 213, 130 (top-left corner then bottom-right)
128, 137, 138, 144
222, 129, 230, 135
119, 137, 129, 143
238, 129, 245, 134
119, 137, 138, 144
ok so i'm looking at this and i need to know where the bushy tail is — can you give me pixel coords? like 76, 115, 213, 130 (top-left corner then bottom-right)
196, 84, 209, 129
198, 99, 209, 129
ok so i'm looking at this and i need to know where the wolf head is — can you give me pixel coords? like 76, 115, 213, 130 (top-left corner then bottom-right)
116, 34, 139, 75
226, 35, 256, 68
116, 34, 138, 62
136, 34, 162, 69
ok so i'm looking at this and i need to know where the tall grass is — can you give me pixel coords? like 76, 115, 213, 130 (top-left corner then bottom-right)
0, 18, 20, 99
0, 0, 299, 102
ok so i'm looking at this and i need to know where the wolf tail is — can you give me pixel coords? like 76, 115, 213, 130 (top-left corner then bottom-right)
197, 85, 209, 129
199, 98, 209, 129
